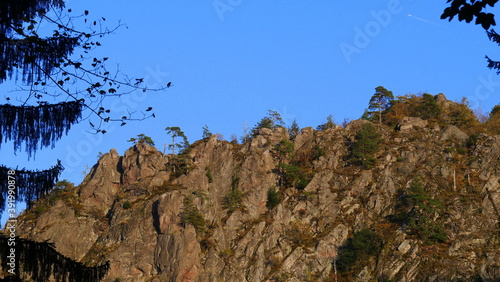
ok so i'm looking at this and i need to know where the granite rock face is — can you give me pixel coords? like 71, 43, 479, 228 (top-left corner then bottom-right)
10, 121, 500, 281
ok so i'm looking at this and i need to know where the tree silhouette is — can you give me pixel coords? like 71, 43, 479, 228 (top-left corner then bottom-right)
1, 1, 168, 134
0, 235, 109, 281
441, 0, 500, 73
441, 0, 496, 30
0, 0, 169, 207
0, 1, 171, 278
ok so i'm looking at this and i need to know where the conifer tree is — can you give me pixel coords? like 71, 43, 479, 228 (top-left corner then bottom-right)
202, 125, 213, 139
165, 126, 189, 155
127, 133, 155, 146
250, 110, 284, 138
0, 1, 169, 278
0, 0, 169, 210
350, 123, 381, 169
368, 86, 394, 123
416, 93, 441, 120
316, 115, 336, 130
288, 119, 300, 140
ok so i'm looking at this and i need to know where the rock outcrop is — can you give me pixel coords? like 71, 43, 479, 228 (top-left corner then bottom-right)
5, 119, 500, 281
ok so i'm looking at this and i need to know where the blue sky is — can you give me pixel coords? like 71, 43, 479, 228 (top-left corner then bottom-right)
1, 0, 500, 208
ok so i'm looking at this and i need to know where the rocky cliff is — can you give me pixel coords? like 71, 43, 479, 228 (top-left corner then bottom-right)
5, 115, 500, 281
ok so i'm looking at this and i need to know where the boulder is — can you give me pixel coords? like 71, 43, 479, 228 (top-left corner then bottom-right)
397, 116, 428, 132
440, 125, 468, 142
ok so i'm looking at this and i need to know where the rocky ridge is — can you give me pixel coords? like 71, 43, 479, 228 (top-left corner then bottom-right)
5, 115, 500, 281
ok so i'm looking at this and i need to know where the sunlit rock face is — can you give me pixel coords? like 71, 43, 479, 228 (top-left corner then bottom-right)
10, 109, 500, 281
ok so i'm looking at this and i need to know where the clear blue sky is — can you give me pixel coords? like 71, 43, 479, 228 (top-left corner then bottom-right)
1, 1, 500, 194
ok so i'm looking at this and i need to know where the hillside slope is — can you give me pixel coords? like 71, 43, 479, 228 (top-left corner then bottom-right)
5, 115, 500, 281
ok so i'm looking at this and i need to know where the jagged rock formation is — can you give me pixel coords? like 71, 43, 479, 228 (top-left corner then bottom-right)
3, 108, 500, 281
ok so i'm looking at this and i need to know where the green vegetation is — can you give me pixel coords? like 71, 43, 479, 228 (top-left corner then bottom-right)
266, 187, 281, 209
335, 228, 382, 274
222, 187, 243, 212
444, 98, 478, 129
122, 201, 131, 210
383, 93, 484, 134
222, 175, 243, 212
393, 178, 447, 245
277, 163, 313, 190
180, 196, 206, 234
272, 139, 294, 164
466, 133, 479, 148
24, 181, 85, 220
316, 115, 336, 131
367, 86, 394, 123
288, 118, 300, 140
310, 145, 325, 161
205, 167, 213, 183
250, 110, 284, 138
166, 154, 193, 178
491, 105, 500, 117
273, 138, 316, 190
34, 204, 47, 215
416, 93, 441, 120
202, 125, 213, 139
165, 126, 189, 155
350, 123, 382, 169
127, 133, 155, 146
285, 220, 317, 248
54, 179, 74, 190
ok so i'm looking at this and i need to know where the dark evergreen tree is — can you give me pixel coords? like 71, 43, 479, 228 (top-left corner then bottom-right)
350, 123, 382, 169
0, 101, 84, 158
127, 133, 155, 146
316, 115, 336, 131
250, 110, 284, 138
288, 118, 300, 140
0, 161, 63, 213
416, 93, 441, 120
0, 235, 109, 281
0, 1, 168, 279
1, 1, 166, 133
